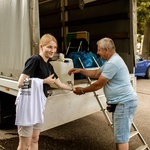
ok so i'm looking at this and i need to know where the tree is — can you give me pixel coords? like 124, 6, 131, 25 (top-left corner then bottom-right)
137, 0, 150, 58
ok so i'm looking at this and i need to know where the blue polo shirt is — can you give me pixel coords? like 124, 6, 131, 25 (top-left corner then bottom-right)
101, 53, 137, 104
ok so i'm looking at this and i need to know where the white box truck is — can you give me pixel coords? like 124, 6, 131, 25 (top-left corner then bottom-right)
0, 0, 137, 131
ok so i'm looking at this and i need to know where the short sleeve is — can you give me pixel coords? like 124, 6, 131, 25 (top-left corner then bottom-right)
22, 55, 40, 76
101, 63, 118, 79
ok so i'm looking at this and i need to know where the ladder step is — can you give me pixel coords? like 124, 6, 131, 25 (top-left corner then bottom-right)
97, 95, 105, 98
130, 131, 139, 138
135, 145, 149, 150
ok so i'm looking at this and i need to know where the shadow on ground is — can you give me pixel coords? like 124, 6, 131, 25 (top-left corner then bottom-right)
0, 134, 110, 150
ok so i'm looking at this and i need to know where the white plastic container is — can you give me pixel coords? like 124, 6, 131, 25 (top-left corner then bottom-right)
50, 58, 74, 88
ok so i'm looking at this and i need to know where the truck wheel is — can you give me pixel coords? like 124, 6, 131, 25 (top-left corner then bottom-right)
146, 67, 150, 79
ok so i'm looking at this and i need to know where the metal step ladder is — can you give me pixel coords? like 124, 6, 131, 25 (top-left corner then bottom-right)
78, 57, 150, 150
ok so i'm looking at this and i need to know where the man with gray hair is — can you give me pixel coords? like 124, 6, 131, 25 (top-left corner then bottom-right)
68, 37, 138, 150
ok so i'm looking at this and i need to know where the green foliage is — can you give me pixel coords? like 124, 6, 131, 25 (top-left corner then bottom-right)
137, 0, 150, 34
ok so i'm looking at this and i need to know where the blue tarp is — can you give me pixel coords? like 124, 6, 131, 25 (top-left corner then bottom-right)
67, 51, 105, 79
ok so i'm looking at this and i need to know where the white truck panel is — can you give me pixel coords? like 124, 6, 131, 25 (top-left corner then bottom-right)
0, 78, 18, 96
42, 75, 136, 131
0, 76, 136, 130
42, 89, 104, 131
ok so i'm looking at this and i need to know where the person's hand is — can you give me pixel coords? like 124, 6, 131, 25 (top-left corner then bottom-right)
68, 68, 81, 75
44, 74, 56, 85
73, 87, 85, 95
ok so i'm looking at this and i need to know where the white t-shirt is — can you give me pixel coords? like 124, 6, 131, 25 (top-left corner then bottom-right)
15, 78, 47, 126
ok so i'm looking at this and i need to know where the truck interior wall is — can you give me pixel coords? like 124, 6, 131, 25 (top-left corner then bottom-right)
39, 1, 62, 52
39, 0, 135, 73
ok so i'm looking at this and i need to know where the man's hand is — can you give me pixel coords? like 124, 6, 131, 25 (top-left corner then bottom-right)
73, 87, 85, 95
68, 68, 81, 75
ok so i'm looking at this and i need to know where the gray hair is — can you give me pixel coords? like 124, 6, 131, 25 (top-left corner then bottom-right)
97, 37, 116, 50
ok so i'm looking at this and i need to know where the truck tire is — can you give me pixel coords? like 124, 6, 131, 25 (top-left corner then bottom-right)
146, 66, 150, 79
